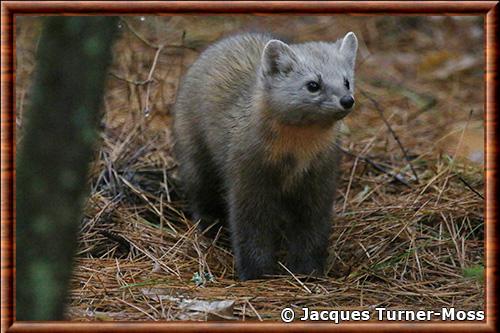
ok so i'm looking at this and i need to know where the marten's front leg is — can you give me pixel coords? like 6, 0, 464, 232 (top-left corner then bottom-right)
282, 170, 336, 276
227, 185, 282, 281
283, 215, 331, 276
281, 148, 339, 276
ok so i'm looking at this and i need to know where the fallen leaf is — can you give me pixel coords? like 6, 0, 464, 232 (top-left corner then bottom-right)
179, 299, 235, 320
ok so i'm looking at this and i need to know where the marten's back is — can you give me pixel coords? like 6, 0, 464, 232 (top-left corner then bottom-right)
173, 33, 272, 167
184, 33, 270, 103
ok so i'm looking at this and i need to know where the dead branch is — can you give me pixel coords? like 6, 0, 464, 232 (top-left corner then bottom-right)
336, 143, 411, 187
360, 88, 420, 184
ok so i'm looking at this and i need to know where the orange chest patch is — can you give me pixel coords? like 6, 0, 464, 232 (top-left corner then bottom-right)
265, 121, 337, 170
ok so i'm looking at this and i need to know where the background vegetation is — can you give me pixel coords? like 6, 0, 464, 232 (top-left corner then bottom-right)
16, 15, 484, 321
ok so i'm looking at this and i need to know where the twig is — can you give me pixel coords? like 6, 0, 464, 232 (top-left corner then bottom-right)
120, 18, 158, 49
360, 89, 420, 183
119, 19, 198, 117
456, 174, 484, 199
109, 46, 164, 117
108, 72, 152, 86
118, 174, 179, 235
118, 18, 165, 117
336, 144, 411, 187
278, 262, 312, 294
246, 299, 263, 321
116, 298, 157, 320
143, 45, 164, 116
120, 18, 197, 51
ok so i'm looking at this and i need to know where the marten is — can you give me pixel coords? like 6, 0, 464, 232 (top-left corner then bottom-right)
173, 32, 358, 281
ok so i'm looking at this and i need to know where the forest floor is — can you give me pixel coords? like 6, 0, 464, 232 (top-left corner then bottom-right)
16, 15, 485, 321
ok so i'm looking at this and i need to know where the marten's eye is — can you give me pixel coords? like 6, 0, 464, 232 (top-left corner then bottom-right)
306, 81, 321, 93
344, 77, 350, 90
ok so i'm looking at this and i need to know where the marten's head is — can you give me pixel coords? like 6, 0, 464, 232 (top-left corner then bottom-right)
258, 32, 358, 127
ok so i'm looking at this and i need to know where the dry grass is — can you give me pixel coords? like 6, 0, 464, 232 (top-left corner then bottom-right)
16, 16, 484, 321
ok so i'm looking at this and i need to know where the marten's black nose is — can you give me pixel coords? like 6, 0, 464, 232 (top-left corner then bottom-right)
340, 95, 355, 109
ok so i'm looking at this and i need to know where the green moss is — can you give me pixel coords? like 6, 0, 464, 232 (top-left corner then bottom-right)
463, 265, 484, 283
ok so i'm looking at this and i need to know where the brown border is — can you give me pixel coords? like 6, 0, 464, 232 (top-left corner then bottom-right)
1, 1, 498, 332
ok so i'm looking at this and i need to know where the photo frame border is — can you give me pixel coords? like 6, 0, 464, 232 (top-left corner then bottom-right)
1, 1, 497, 332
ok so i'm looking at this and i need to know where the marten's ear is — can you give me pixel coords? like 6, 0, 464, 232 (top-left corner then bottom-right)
261, 39, 298, 77
339, 32, 358, 67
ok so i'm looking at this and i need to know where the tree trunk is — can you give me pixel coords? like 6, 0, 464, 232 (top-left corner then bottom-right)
16, 16, 118, 320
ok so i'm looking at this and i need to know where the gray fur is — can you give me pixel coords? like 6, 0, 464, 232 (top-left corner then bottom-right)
173, 32, 358, 280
